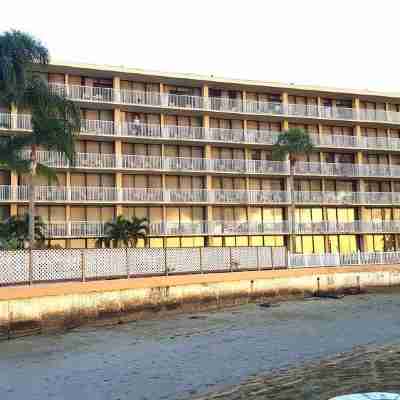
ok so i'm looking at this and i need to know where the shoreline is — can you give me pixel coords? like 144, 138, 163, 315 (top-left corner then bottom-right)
1, 265, 400, 340
193, 340, 400, 400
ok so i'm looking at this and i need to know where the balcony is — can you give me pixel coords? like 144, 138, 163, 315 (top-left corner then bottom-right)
16, 150, 400, 178
80, 119, 115, 136
43, 220, 290, 238
5, 186, 400, 207
6, 111, 400, 153
0, 113, 32, 131
49, 83, 115, 103
310, 133, 363, 149
47, 83, 400, 124
41, 218, 400, 238
293, 220, 400, 234
293, 162, 359, 177
293, 191, 360, 205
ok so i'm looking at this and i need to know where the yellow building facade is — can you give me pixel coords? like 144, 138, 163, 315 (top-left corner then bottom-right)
1, 61, 400, 253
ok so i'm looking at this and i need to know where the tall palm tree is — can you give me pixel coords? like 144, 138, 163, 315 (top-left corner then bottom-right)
97, 216, 149, 248
0, 30, 80, 249
272, 127, 314, 253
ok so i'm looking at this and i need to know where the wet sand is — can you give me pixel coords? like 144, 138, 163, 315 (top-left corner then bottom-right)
1, 292, 400, 400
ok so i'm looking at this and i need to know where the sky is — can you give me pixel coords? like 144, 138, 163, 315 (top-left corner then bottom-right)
1, 0, 400, 92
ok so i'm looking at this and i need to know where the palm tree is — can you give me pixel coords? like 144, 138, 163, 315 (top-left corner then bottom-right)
127, 216, 149, 247
0, 214, 45, 249
0, 30, 80, 249
272, 127, 314, 253
97, 216, 149, 248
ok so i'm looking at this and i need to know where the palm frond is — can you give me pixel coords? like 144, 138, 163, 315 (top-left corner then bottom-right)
36, 163, 58, 184
0, 30, 49, 105
272, 127, 314, 161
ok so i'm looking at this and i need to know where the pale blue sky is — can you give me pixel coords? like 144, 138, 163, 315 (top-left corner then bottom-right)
1, 0, 399, 92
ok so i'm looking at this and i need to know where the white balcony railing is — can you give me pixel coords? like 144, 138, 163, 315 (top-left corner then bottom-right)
293, 191, 360, 205
293, 220, 400, 234
293, 162, 400, 178
44, 83, 400, 124
6, 110, 400, 152
43, 220, 290, 238
4, 187, 400, 207
80, 119, 115, 136
39, 217, 400, 238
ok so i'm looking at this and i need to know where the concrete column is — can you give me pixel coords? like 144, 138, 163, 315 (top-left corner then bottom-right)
202, 84, 209, 110
113, 76, 121, 103
10, 103, 17, 130
353, 96, 360, 120
10, 171, 18, 216
114, 131, 123, 216
385, 101, 391, 122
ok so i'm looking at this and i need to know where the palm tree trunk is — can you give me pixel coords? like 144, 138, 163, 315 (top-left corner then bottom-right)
28, 144, 37, 249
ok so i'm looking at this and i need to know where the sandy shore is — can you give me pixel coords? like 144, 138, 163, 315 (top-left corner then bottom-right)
1, 291, 400, 400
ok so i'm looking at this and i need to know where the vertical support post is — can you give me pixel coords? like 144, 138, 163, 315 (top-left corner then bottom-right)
199, 247, 203, 274
126, 247, 130, 278
229, 246, 233, 272
164, 248, 168, 275
270, 247, 274, 270
28, 248, 33, 285
80, 249, 86, 282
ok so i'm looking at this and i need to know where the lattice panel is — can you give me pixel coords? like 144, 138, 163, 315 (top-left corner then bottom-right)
127, 248, 165, 276
257, 247, 273, 269
0, 250, 29, 285
201, 248, 231, 272
271, 247, 287, 268
231, 247, 258, 270
166, 248, 201, 274
84, 248, 127, 279
32, 249, 81, 282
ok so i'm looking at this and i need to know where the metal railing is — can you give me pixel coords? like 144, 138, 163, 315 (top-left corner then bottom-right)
288, 250, 400, 268
5, 110, 400, 151
33, 83, 400, 124
42, 220, 291, 238
80, 119, 115, 136
293, 220, 400, 234
4, 186, 400, 207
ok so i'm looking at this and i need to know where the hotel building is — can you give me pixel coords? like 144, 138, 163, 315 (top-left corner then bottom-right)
1, 61, 400, 253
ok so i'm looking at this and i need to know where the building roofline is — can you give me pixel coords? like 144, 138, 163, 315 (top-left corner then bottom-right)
49, 59, 400, 100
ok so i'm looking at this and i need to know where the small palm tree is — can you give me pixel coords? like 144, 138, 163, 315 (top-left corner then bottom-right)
272, 127, 314, 253
0, 30, 80, 249
97, 216, 149, 248
127, 216, 149, 247
0, 214, 45, 249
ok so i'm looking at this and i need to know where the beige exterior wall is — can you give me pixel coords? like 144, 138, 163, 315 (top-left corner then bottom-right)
4, 64, 400, 251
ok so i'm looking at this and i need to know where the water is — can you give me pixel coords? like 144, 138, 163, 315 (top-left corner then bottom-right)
1, 292, 400, 400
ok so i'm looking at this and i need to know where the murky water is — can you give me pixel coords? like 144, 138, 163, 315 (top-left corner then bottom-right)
1, 292, 400, 400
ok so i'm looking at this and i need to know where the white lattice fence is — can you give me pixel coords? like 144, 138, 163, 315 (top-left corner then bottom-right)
0, 250, 29, 285
271, 247, 287, 268
0, 246, 290, 286
257, 247, 273, 269
127, 248, 165, 276
166, 248, 201, 274
231, 247, 259, 270
201, 248, 231, 272
32, 249, 81, 282
84, 248, 127, 279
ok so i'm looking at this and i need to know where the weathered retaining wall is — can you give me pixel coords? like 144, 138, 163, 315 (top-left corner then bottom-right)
1, 265, 400, 340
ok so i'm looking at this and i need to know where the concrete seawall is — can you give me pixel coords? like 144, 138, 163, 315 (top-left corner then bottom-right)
1, 265, 400, 340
